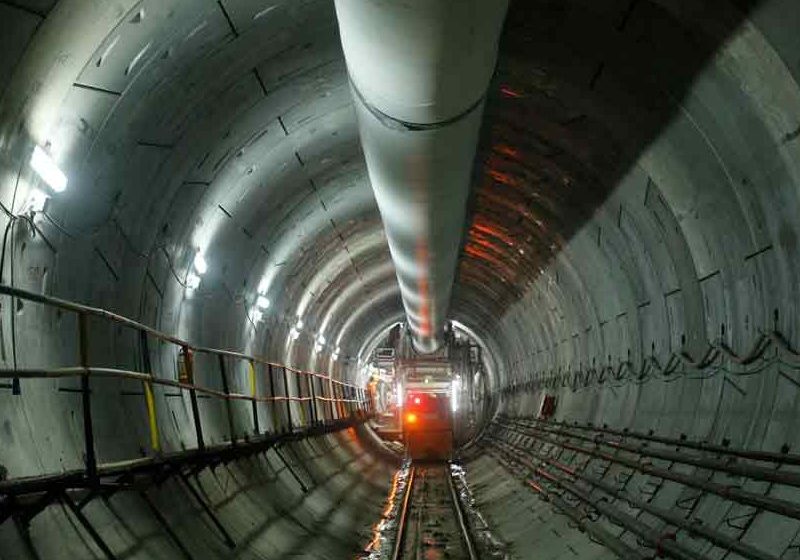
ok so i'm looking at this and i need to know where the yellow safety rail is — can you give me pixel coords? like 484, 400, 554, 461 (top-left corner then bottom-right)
0, 283, 370, 479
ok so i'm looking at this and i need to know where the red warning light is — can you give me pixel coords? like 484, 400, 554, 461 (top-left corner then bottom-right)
500, 85, 523, 98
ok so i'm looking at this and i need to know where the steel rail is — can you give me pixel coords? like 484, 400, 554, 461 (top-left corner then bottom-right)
493, 438, 779, 560
495, 422, 800, 521
485, 448, 650, 560
503, 415, 800, 466
446, 464, 478, 560
490, 441, 704, 560
500, 417, 800, 487
391, 466, 416, 560
391, 463, 479, 560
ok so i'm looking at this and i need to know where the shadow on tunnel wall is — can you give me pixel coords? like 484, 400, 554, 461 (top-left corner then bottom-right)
459, 0, 764, 314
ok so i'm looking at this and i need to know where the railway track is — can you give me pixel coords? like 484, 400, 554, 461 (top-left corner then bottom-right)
392, 462, 478, 560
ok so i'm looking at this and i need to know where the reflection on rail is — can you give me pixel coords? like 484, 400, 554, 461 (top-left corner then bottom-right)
392, 462, 477, 560
362, 463, 414, 559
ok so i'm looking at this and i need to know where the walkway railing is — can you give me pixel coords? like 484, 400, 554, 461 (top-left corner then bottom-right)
0, 283, 371, 484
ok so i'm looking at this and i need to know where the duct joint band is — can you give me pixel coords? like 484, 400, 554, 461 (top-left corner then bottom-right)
350, 79, 486, 132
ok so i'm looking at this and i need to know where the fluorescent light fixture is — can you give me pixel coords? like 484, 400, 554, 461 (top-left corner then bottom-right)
193, 252, 208, 275
256, 295, 270, 309
186, 272, 201, 290
295, 318, 304, 330
26, 188, 49, 212
251, 307, 263, 323
451, 376, 460, 412
396, 384, 403, 408
257, 276, 269, 294
30, 145, 67, 193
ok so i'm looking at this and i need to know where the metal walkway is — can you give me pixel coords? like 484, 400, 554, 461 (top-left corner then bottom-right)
0, 284, 372, 558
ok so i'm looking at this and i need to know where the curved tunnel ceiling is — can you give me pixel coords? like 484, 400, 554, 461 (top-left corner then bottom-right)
3, 0, 800, 557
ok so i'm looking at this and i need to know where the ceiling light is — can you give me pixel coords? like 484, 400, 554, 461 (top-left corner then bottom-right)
186, 272, 201, 290
317, 334, 326, 345
30, 145, 67, 193
193, 252, 208, 275
256, 295, 270, 309
257, 276, 269, 294
251, 307, 263, 323
26, 188, 49, 212
296, 318, 304, 330
289, 328, 300, 341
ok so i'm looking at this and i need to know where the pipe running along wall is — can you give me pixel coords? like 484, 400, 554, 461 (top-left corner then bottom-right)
334, 0, 510, 353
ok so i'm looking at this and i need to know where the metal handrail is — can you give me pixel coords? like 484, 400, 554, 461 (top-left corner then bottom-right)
0, 283, 358, 388
0, 283, 372, 483
0, 366, 363, 404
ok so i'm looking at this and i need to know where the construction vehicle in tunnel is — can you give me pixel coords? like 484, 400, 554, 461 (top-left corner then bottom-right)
402, 388, 454, 461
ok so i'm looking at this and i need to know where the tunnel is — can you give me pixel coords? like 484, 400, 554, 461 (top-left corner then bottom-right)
2, 0, 800, 558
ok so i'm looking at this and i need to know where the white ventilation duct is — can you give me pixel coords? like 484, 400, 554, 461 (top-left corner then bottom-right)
334, 0, 509, 353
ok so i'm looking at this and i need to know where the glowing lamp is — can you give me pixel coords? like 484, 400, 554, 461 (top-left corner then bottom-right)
26, 188, 48, 212
193, 252, 208, 275
186, 272, 201, 290
30, 145, 67, 193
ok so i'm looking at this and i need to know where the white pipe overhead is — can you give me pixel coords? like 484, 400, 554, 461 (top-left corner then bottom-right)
334, 0, 509, 353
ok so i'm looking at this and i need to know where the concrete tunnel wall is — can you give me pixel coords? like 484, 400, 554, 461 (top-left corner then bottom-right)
459, 1, 800, 557
1, 0, 800, 558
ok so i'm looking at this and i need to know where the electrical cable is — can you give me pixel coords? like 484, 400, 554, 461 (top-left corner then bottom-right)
510, 332, 800, 395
